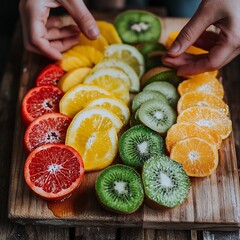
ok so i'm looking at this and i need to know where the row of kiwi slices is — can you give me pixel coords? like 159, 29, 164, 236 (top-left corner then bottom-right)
95, 10, 190, 214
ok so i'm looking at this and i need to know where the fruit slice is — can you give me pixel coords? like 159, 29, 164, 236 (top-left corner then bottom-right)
119, 125, 165, 169
22, 86, 64, 125
138, 99, 177, 135
170, 137, 219, 177
65, 107, 123, 171
114, 10, 161, 44
97, 21, 122, 44
58, 67, 91, 92
142, 154, 190, 208
132, 90, 168, 112
59, 84, 112, 118
177, 106, 232, 139
177, 91, 229, 115
24, 113, 72, 153
104, 44, 145, 77
24, 143, 84, 201
95, 164, 144, 214
142, 67, 183, 87
79, 33, 108, 52
143, 81, 180, 108
83, 68, 130, 104
166, 31, 208, 55
185, 70, 218, 79
85, 96, 130, 125
178, 77, 224, 98
165, 122, 216, 152
94, 59, 140, 92
35, 64, 65, 87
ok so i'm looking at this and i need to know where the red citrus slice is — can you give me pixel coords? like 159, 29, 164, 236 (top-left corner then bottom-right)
24, 113, 72, 153
35, 64, 65, 87
21, 86, 64, 125
24, 143, 84, 201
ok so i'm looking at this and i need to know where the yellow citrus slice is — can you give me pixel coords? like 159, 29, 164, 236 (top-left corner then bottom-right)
166, 31, 208, 55
104, 44, 145, 77
83, 68, 130, 104
58, 67, 91, 92
165, 122, 217, 152
177, 91, 229, 116
97, 21, 122, 44
94, 58, 140, 92
59, 84, 112, 117
178, 76, 224, 99
78, 33, 108, 52
170, 137, 218, 177
177, 106, 232, 139
85, 96, 130, 125
66, 107, 123, 171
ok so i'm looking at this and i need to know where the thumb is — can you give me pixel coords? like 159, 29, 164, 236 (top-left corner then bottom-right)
168, 3, 213, 56
58, 0, 99, 39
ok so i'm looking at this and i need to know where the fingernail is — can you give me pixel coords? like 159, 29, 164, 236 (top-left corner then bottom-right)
169, 41, 181, 54
87, 26, 100, 39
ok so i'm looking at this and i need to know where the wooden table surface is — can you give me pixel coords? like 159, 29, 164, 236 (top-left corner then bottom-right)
1, 20, 240, 240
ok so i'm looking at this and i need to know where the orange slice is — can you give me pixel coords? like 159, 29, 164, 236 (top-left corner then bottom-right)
79, 33, 108, 52
177, 91, 229, 115
58, 67, 91, 92
97, 21, 122, 44
59, 84, 112, 118
185, 70, 218, 79
166, 31, 208, 55
178, 77, 224, 99
59, 55, 91, 71
166, 122, 216, 152
170, 137, 218, 177
177, 106, 232, 139
65, 107, 123, 171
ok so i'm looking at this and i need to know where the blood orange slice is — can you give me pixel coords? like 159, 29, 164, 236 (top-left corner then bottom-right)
35, 64, 65, 87
21, 86, 64, 125
24, 143, 84, 201
24, 113, 72, 153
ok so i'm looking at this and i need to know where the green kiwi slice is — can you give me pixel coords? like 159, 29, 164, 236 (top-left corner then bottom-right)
138, 99, 177, 135
143, 81, 180, 108
114, 10, 162, 44
142, 154, 190, 208
119, 125, 165, 169
139, 42, 166, 56
144, 70, 183, 87
95, 164, 144, 214
132, 90, 168, 112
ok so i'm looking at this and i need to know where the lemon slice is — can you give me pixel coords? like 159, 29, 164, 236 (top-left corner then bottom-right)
58, 67, 91, 92
59, 84, 112, 117
66, 107, 123, 171
94, 59, 140, 92
104, 44, 145, 77
85, 96, 130, 125
83, 68, 130, 104
97, 21, 122, 44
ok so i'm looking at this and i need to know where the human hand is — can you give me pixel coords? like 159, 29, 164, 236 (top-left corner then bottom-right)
19, 0, 99, 60
162, 0, 240, 76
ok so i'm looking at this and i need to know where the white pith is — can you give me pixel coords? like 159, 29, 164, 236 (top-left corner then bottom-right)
159, 172, 173, 187
114, 181, 128, 195
188, 150, 199, 162
137, 141, 148, 154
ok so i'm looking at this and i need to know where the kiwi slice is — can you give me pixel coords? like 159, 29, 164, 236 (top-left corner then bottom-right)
144, 70, 183, 87
95, 164, 144, 214
138, 99, 177, 135
132, 90, 168, 112
139, 42, 166, 56
142, 154, 190, 208
119, 125, 165, 169
114, 10, 161, 44
144, 81, 180, 108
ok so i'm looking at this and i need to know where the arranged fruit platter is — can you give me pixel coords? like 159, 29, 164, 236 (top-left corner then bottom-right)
8, 12, 240, 230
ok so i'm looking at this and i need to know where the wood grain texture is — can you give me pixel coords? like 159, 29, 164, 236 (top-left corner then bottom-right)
8, 16, 240, 230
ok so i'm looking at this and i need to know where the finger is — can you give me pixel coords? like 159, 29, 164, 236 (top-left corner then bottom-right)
49, 35, 81, 53
57, 0, 99, 39
168, 2, 215, 56
46, 25, 80, 40
46, 16, 63, 28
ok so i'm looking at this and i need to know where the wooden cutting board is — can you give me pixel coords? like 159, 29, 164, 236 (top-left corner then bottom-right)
8, 16, 240, 230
